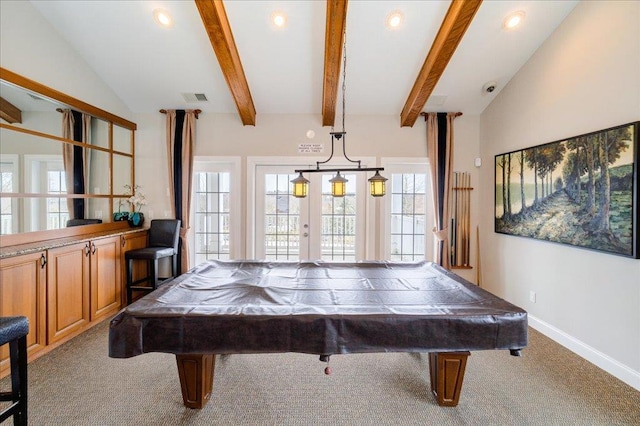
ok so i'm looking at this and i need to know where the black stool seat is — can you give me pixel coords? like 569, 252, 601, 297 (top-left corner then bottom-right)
0, 316, 29, 426
125, 219, 181, 304
0, 317, 29, 346
125, 247, 175, 260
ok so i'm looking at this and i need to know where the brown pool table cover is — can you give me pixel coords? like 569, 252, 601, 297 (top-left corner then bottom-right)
109, 260, 528, 358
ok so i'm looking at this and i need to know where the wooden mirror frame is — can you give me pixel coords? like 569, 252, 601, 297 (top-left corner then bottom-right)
0, 67, 137, 246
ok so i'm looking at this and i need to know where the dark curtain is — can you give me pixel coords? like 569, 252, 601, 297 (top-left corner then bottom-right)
62, 109, 90, 220
166, 109, 196, 275
426, 112, 457, 269
70, 110, 85, 219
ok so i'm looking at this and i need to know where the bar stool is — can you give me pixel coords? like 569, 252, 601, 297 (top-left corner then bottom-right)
125, 219, 181, 304
0, 316, 29, 426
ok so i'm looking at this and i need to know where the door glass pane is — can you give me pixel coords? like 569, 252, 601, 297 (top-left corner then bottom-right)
264, 173, 300, 260
320, 174, 356, 261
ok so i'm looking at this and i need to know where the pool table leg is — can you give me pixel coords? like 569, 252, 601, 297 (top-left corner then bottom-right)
428, 351, 470, 407
176, 354, 215, 409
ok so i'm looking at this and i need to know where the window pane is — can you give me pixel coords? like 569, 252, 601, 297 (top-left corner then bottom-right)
388, 173, 427, 261
193, 171, 231, 261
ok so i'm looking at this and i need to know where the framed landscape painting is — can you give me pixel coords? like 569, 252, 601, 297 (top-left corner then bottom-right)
495, 121, 639, 258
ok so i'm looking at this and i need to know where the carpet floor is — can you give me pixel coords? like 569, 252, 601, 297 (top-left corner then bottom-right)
2, 318, 639, 425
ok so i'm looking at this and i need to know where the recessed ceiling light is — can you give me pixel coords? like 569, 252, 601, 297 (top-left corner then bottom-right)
386, 11, 403, 29
503, 11, 525, 30
272, 12, 287, 28
153, 8, 173, 28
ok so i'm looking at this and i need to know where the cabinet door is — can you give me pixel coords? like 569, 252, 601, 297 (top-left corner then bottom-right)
0, 251, 47, 374
47, 242, 90, 343
120, 230, 148, 305
90, 236, 121, 321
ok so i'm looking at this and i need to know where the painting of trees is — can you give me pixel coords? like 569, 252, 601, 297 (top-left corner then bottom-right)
495, 121, 639, 258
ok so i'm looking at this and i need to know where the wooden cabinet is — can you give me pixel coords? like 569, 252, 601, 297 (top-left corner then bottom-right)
120, 230, 148, 305
90, 236, 122, 321
1, 228, 143, 379
46, 235, 122, 343
0, 251, 47, 375
47, 242, 91, 344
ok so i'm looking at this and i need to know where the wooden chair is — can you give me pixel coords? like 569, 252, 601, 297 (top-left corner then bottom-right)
125, 219, 181, 304
0, 316, 29, 426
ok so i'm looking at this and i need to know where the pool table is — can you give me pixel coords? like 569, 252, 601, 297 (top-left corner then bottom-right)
109, 260, 527, 408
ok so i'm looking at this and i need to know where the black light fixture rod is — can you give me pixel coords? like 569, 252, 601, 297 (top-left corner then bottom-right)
294, 167, 384, 174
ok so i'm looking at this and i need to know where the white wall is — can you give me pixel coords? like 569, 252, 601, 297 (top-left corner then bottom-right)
479, 1, 640, 389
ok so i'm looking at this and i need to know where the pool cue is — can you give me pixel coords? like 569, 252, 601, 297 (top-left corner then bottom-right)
456, 172, 461, 266
464, 173, 470, 266
476, 225, 481, 286
460, 173, 467, 266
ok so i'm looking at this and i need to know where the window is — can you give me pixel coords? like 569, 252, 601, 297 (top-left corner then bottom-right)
24, 155, 69, 231
390, 173, 427, 261
381, 160, 433, 262
192, 158, 240, 265
0, 156, 18, 234
46, 168, 69, 230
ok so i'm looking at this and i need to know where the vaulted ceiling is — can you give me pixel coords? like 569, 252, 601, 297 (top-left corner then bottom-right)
28, 0, 578, 127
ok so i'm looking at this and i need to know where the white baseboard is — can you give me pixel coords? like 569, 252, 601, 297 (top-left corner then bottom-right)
528, 315, 640, 391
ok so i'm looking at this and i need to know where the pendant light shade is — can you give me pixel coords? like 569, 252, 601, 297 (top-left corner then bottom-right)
368, 170, 388, 197
290, 172, 310, 198
329, 172, 348, 197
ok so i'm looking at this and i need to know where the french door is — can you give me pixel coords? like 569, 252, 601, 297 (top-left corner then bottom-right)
254, 164, 366, 261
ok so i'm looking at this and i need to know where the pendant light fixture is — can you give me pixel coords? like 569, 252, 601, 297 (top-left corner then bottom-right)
291, 172, 310, 198
291, 26, 386, 198
368, 170, 388, 197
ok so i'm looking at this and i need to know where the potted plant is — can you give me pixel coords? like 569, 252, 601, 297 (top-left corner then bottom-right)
125, 184, 147, 227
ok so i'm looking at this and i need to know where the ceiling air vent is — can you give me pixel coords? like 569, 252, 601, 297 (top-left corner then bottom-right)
181, 93, 208, 103
426, 95, 447, 107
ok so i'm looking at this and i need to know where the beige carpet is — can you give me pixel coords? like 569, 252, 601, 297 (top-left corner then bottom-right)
2, 318, 639, 425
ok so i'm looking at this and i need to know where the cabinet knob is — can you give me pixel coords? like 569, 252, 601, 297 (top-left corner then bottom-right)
85, 243, 91, 257
91, 243, 97, 255
40, 253, 47, 269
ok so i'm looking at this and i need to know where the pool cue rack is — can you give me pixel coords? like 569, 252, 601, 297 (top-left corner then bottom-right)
450, 172, 473, 269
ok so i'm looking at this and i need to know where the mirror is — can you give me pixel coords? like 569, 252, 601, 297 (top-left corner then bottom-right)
0, 68, 136, 235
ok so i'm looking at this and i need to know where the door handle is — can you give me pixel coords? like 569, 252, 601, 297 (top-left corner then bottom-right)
85, 243, 91, 257
91, 243, 97, 255
40, 253, 47, 269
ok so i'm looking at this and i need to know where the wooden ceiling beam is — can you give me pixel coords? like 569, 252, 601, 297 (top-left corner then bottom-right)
322, 0, 348, 127
195, 0, 256, 126
400, 0, 482, 127
0, 96, 22, 124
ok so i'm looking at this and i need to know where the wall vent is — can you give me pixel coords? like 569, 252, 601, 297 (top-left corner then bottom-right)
426, 95, 447, 106
182, 93, 208, 102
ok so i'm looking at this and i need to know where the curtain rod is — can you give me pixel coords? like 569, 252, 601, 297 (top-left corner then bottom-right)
159, 109, 201, 119
420, 112, 463, 120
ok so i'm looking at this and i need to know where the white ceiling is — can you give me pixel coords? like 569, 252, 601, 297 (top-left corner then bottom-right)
29, 0, 578, 122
